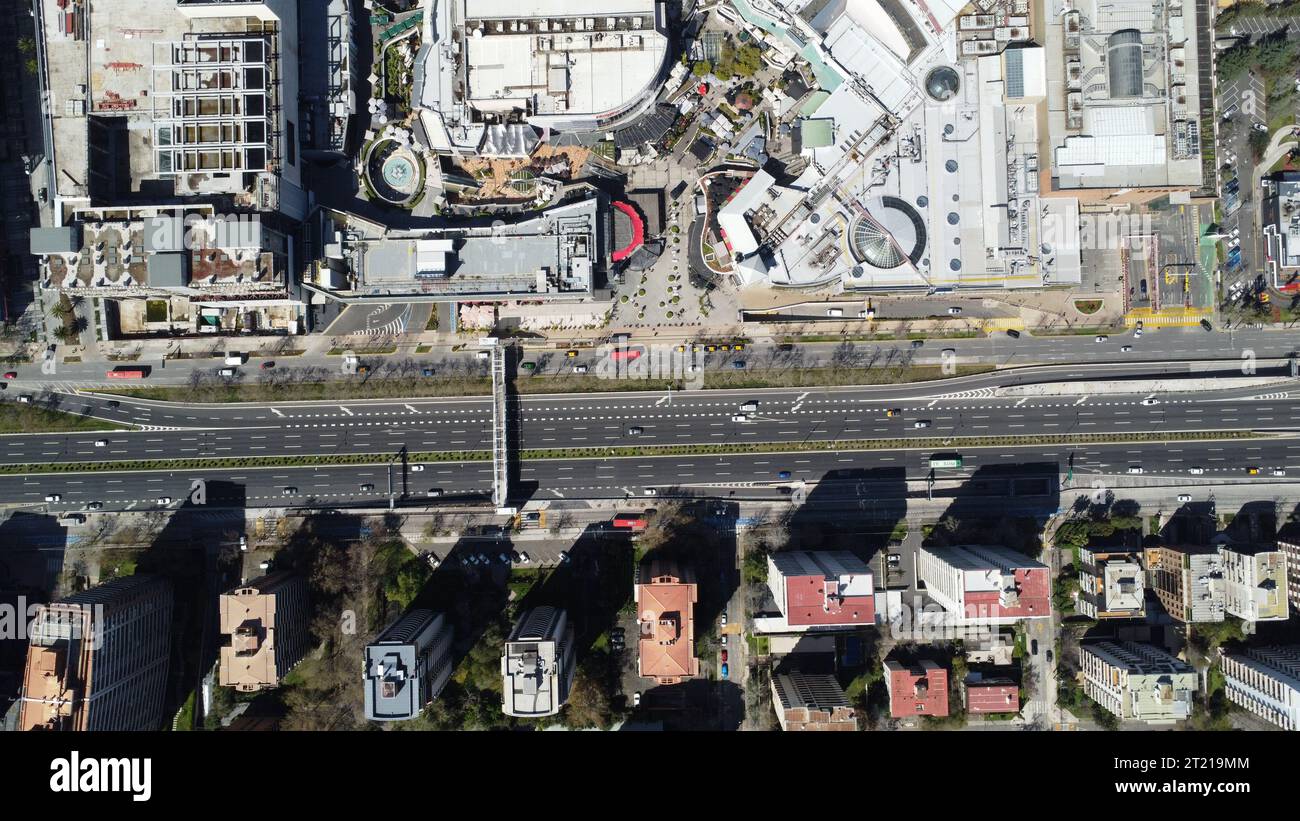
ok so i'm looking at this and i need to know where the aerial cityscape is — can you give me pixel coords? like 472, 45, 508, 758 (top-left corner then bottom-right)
4, 0, 1300, 746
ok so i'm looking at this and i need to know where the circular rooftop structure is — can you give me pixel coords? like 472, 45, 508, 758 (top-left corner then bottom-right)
365, 137, 426, 208
924, 66, 961, 102
849, 196, 927, 270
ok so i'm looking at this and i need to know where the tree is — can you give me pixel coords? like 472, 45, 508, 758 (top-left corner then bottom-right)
692, 60, 712, 78
564, 660, 612, 729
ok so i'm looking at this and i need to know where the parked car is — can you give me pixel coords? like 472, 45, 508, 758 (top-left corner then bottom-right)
720, 663, 729, 679
520, 362, 536, 371
1031, 639, 1039, 655
721, 635, 727, 645
732, 360, 745, 369
910, 339, 924, 348
887, 553, 901, 565
566, 350, 578, 358
421, 368, 435, 377
720, 612, 727, 626
17, 395, 30, 404
720, 649, 729, 663
558, 550, 571, 564
1006, 329, 1021, 339
632, 692, 641, 707
519, 552, 531, 564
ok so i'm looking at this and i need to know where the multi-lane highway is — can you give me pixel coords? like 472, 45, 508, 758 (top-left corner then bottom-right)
2, 354, 1298, 512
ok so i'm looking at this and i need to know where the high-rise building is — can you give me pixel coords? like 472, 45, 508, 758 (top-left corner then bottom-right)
884, 659, 949, 719
1219, 646, 1300, 731
917, 545, 1050, 624
635, 557, 698, 684
1077, 548, 1145, 619
770, 671, 858, 731
18, 575, 174, 731
364, 610, 454, 722
1078, 641, 1196, 724
1280, 540, 1300, 611
1144, 546, 1224, 623
218, 572, 310, 691
765, 551, 874, 632
1221, 544, 1289, 622
501, 606, 576, 718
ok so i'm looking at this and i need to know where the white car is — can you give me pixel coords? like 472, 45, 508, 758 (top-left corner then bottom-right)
1127, 466, 1144, 474
1272, 469, 1287, 477
427, 488, 443, 497
731, 414, 748, 422
644, 488, 657, 497
1133, 328, 1143, 338
632, 692, 641, 708
1095, 335, 1108, 342
1188, 467, 1205, 475
948, 306, 962, 315
720, 612, 728, 626
914, 420, 931, 429
157, 496, 172, 505
721, 634, 728, 645
94, 439, 108, 447
1177, 494, 1193, 502
1120, 345, 1132, 352
573, 364, 588, 374
410, 464, 425, 472
44, 494, 61, 502
1140, 398, 1160, 406
519, 552, 531, 564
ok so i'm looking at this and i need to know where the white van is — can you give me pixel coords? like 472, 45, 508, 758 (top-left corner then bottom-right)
739, 401, 758, 413
224, 352, 244, 366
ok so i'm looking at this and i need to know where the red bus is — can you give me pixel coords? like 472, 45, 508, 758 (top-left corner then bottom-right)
106, 368, 148, 379
611, 513, 648, 531
610, 348, 642, 362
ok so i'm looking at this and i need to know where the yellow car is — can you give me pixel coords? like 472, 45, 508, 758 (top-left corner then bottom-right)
732, 344, 745, 351
1248, 467, 1260, 475
885, 408, 901, 417
676, 344, 686, 353
692, 344, 702, 353
706, 345, 717, 352
566, 350, 578, 358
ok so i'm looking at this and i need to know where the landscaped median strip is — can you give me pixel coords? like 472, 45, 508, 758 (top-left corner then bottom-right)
0, 430, 1266, 476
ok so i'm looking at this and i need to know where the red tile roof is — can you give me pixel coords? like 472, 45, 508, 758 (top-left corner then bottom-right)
637, 568, 699, 684
961, 567, 1051, 620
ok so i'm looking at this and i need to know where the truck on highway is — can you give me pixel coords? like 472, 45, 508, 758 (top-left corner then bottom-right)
928, 454, 963, 469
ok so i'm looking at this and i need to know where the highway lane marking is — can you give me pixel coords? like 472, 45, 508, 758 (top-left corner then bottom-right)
340, 407, 354, 416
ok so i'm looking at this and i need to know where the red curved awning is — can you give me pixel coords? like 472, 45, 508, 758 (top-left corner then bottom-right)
611, 200, 644, 262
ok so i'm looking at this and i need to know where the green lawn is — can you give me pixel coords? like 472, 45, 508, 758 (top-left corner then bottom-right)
0, 403, 127, 434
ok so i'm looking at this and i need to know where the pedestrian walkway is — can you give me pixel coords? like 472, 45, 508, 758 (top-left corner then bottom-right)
1123, 306, 1212, 327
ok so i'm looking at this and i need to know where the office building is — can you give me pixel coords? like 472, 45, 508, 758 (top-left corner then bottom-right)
364, 610, 454, 722
1077, 548, 1145, 619
884, 659, 949, 719
764, 551, 874, 633
18, 575, 173, 731
1221, 543, 1289, 622
501, 606, 576, 718
770, 671, 858, 731
1219, 646, 1300, 731
917, 545, 1051, 624
218, 572, 310, 692
1144, 546, 1224, 623
1281, 540, 1300, 612
1262, 172, 1300, 286
1079, 641, 1196, 724
635, 557, 698, 684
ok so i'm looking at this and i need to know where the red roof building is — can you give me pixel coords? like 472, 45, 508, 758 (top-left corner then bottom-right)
917, 545, 1051, 624
766, 551, 874, 631
964, 675, 1020, 714
635, 557, 699, 684
885, 659, 949, 718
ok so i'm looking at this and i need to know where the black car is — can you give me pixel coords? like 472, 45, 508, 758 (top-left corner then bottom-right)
777, 343, 795, 352
1006, 329, 1021, 339
1200, 318, 1213, 331
910, 339, 924, 348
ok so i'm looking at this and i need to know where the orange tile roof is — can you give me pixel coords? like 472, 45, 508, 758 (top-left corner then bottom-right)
636, 567, 699, 684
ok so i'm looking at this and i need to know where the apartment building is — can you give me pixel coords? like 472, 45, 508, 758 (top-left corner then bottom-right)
1219, 646, 1300, 731
1221, 544, 1289, 622
218, 572, 310, 692
501, 606, 576, 718
1144, 546, 1224, 623
770, 671, 858, 731
1079, 640, 1197, 724
884, 659, 949, 719
763, 551, 874, 633
18, 575, 174, 731
363, 610, 454, 722
1077, 547, 1145, 619
917, 545, 1051, 625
